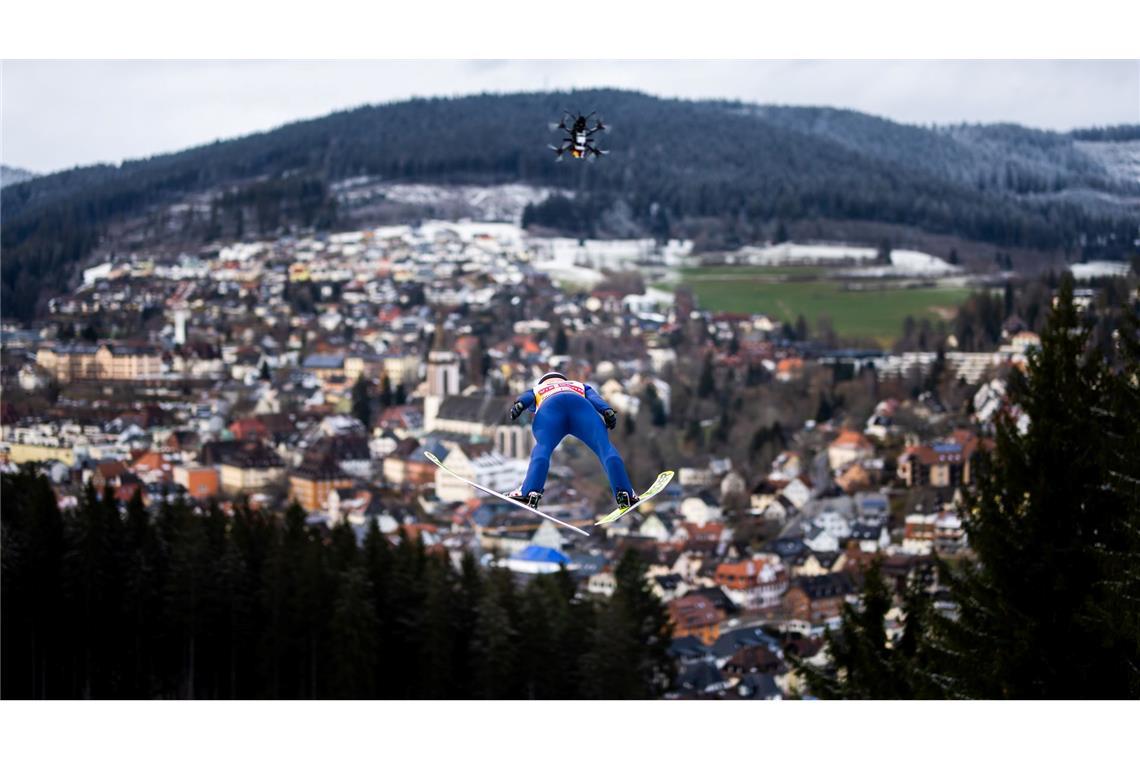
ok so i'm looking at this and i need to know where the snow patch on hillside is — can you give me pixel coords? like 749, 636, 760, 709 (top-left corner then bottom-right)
1071, 261, 1132, 280
741, 242, 959, 277
742, 243, 878, 265
333, 178, 561, 224
1074, 140, 1140, 185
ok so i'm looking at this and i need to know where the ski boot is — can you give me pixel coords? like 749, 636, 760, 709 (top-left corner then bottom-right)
615, 490, 640, 513
507, 489, 543, 509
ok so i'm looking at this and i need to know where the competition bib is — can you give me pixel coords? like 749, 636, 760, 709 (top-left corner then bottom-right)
534, 380, 586, 409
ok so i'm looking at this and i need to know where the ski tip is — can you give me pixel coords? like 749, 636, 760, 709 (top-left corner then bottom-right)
424, 451, 441, 466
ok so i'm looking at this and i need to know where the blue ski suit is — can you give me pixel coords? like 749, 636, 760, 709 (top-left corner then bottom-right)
514, 379, 635, 499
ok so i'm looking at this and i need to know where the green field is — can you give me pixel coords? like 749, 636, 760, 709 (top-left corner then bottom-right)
665, 267, 971, 346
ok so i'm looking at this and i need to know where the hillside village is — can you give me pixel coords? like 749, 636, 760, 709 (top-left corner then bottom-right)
1, 217, 1128, 699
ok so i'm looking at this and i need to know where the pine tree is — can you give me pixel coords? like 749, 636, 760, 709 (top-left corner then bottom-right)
931, 275, 1139, 698
582, 550, 674, 698
379, 373, 394, 409
63, 482, 128, 697
449, 553, 484, 698
419, 555, 458, 698
259, 502, 308, 698
877, 239, 892, 264
154, 496, 210, 698
1, 468, 66, 698
121, 488, 160, 696
644, 382, 668, 427
796, 562, 934, 699
473, 570, 518, 699
351, 375, 372, 429
328, 567, 379, 698
795, 314, 810, 342
1090, 308, 1140, 694
697, 353, 715, 399
383, 528, 428, 698
810, 277, 1140, 699
517, 575, 558, 698
361, 519, 394, 697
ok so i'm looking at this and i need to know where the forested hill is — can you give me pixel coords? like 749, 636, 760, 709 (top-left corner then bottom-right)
0, 165, 39, 189
3, 89, 1139, 321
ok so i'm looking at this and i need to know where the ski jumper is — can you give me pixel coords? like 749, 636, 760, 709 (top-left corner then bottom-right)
514, 379, 635, 499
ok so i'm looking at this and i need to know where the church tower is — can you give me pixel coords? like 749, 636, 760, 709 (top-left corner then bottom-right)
424, 324, 460, 431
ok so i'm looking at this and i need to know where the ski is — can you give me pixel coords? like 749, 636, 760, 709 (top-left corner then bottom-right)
594, 470, 675, 526
425, 451, 590, 537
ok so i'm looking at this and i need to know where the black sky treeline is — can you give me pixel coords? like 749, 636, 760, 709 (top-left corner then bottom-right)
1, 481, 674, 699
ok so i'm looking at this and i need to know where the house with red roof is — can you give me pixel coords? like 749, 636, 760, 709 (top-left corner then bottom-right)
130, 450, 173, 484
669, 595, 727, 645
714, 555, 789, 610
229, 417, 269, 441
827, 429, 875, 470
897, 429, 984, 488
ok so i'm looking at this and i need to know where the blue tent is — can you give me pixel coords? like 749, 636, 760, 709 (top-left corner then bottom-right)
510, 545, 570, 565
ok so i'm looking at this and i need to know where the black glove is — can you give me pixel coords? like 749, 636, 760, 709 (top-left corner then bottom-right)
602, 408, 617, 430
509, 401, 526, 421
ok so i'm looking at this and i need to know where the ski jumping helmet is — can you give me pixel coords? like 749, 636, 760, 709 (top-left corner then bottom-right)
538, 371, 568, 384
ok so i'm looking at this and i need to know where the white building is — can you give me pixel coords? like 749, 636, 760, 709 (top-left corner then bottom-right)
588, 571, 617, 597
434, 447, 528, 503
680, 495, 722, 526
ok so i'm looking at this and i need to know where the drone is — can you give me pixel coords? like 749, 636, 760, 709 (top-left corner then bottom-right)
549, 111, 608, 160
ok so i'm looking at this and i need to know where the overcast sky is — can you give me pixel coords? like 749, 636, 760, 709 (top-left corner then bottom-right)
2, 60, 1137, 174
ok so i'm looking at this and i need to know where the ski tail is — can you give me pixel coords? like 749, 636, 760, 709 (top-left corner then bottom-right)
425, 451, 590, 537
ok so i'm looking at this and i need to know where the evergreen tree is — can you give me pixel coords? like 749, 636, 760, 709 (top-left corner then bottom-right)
1, 467, 66, 698
815, 392, 834, 423
361, 519, 394, 696
774, 219, 788, 243
419, 555, 459, 698
378, 374, 393, 409
449, 552, 484, 698
259, 502, 308, 698
644, 382, 668, 427
794, 314, 810, 342
62, 482, 129, 697
581, 550, 674, 698
517, 575, 559, 698
797, 563, 935, 699
2, 472, 695, 700
328, 567, 379, 698
930, 276, 1140, 698
809, 277, 1140, 699
473, 570, 518, 699
697, 353, 715, 399
351, 375, 372, 429
877, 239, 892, 264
